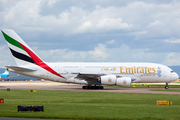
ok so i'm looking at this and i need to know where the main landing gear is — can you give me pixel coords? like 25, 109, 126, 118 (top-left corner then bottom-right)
82, 86, 104, 89
165, 82, 169, 89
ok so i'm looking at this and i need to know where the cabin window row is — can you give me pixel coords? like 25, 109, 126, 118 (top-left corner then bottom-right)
63, 66, 79, 68
85, 66, 117, 68
62, 66, 118, 68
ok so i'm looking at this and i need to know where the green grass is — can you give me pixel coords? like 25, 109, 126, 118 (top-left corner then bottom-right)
0, 89, 180, 120
171, 79, 180, 83
151, 89, 180, 92
105, 84, 180, 88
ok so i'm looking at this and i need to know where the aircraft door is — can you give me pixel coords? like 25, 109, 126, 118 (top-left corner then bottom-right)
55, 65, 61, 71
80, 64, 85, 72
163, 71, 167, 77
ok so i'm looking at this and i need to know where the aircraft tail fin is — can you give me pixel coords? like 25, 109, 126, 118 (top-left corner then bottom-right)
2, 70, 9, 75
1, 29, 43, 66
1, 29, 66, 79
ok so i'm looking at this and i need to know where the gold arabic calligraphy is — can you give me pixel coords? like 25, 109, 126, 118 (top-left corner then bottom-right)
101, 68, 116, 71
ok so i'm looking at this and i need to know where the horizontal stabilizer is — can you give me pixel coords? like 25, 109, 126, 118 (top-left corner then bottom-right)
5, 66, 36, 72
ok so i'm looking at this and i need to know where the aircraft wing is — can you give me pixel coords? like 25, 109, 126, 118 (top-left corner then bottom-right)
5, 66, 36, 72
72, 72, 103, 84
73, 72, 103, 80
72, 72, 122, 84
72, 72, 136, 83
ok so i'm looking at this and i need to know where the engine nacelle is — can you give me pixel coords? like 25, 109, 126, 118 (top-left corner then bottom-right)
99, 75, 131, 86
99, 75, 117, 85
116, 77, 131, 86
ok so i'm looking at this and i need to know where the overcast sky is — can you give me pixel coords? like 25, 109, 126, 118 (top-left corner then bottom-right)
0, 0, 180, 67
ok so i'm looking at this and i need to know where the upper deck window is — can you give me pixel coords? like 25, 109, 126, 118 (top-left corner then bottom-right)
63, 66, 79, 68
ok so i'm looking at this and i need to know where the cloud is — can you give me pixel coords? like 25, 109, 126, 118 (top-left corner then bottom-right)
74, 21, 92, 34
1, 0, 180, 37
0, 38, 178, 67
106, 40, 115, 44
0, 45, 16, 67
32, 43, 168, 64
163, 39, 180, 43
163, 52, 180, 66
148, 20, 162, 27
0, 1, 133, 34
96, 18, 132, 30
47, 0, 60, 8
1, 0, 180, 66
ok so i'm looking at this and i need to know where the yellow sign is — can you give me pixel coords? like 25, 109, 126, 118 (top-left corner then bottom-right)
156, 101, 172, 105
30, 90, 37, 92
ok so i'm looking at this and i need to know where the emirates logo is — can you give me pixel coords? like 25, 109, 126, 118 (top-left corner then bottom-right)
108, 77, 112, 82
123, 79, 127, 84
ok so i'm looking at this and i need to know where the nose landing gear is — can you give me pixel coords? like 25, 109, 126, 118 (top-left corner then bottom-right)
165, 82, 169, 89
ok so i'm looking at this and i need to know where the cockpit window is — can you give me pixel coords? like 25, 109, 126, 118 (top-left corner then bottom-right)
171, 71, 174, 73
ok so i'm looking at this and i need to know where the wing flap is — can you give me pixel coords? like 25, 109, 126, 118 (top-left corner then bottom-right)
72, 72, 106, 83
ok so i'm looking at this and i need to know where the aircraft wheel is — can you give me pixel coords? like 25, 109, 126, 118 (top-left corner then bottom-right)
83, 86, 103, 89
91, 86, 95, 89
165, 86, 169, 89
100, 86, 104, 89
87, 86, 92, 89
95, 86, 99, 89
82, 86, 88, 89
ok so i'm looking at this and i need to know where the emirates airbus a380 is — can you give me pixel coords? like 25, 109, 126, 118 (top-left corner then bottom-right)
1, 29, 179, 89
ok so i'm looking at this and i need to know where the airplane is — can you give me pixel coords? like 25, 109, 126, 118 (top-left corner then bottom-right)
1, 29, 179, 89
0, 69, 9, 80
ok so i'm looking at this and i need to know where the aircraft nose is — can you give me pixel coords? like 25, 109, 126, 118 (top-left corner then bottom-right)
175, 72, 179, 80
173, 72, 179, 81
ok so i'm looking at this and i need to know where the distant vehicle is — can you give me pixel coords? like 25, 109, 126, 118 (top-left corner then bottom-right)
1, 29, 179, 89
0, 69, 9, 80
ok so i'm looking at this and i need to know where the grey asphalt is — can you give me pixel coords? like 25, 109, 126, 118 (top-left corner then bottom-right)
0, 81, 180, 94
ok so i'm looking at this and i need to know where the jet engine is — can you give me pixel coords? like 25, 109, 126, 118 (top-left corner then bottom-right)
99, 75, 131, 86
116, 77, 131, 86
99, 75, 117, 85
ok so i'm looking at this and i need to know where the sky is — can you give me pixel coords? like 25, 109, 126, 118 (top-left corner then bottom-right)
0, 0, 180, 67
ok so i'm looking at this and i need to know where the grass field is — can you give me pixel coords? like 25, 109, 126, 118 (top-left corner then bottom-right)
150, 89, 180, 92
0, 89, 180, 120
171, 79, 180, 83
105, 84, 180, 88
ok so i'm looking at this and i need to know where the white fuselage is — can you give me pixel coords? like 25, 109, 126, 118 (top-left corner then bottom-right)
9, 62, 179, 85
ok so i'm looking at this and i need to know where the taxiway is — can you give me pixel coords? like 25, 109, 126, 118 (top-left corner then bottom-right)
0, 81, 180, 94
